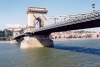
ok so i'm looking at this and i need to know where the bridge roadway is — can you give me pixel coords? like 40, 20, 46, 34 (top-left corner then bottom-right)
13, 11, 100, 39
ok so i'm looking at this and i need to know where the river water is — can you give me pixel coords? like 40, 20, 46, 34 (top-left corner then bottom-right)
0, 39, 100, 67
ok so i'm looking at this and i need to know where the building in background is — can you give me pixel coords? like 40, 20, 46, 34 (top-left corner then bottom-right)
51, 30, 100, 39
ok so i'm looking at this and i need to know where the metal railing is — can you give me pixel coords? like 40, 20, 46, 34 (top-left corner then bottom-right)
34, 10, 100, 32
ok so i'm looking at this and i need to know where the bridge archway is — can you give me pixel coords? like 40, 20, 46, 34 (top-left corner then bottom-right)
27, 7, 48, 31
35, 17, 43, 28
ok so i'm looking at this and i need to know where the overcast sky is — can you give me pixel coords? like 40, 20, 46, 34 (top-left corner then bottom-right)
0, 0, 100, 32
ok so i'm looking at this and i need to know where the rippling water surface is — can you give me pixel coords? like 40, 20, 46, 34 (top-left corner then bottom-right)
0, 39, 100, 67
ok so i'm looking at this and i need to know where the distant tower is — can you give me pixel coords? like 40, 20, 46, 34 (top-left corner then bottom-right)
26, 7, 48, 32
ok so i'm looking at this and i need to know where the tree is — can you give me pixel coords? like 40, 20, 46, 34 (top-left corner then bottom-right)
0, 30, 4, 37
97, 34, 99, 37
68, 35, 73, 38
55, 36, 57, 39
0, 37, 6, 41
20, 29, 24, 34
59, 36, 61, 38
4, 29, 13, 37
0, 29, 13, 41
73, 35, 77, 38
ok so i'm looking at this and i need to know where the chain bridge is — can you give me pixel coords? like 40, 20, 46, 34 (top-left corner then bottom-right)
11, 7, 100, 49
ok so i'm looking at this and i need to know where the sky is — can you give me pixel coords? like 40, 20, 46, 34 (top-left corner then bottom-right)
0, 0, 100, 32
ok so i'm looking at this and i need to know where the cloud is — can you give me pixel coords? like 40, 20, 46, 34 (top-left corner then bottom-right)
6, 23, 21, 28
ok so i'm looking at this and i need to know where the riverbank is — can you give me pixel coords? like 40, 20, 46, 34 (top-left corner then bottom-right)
0, 38, 100, 43
52, 37, 100, 41
0, 41, 11, 43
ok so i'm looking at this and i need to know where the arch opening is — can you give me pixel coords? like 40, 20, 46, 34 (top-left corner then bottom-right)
35, 17, 43, 29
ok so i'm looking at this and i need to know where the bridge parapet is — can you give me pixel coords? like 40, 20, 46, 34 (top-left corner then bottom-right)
33, 10, 100, 32
65, 10, 100, 22
52, 10, 100, 24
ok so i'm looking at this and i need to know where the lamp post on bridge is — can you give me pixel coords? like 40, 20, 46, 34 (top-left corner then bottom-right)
92, 4, 95, 11
47, 16, 58, 24
53, 16, 58, 24
47, 15, 67, 24
59, 15, 67, 22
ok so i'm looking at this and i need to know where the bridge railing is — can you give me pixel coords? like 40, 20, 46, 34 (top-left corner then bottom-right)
13, 10, 100, 39
56, 10, 100, 23
15, 10, 100, 35
34, 10, 100, 32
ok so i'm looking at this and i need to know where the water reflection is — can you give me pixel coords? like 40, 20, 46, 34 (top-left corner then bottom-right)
54, 44, 100, 55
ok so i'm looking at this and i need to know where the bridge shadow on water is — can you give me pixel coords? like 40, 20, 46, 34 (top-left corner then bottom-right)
53, 44, 100, 56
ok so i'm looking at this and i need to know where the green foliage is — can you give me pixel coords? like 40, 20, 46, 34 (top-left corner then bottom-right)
55, 36, 57, 39
20, 29, 24, 34
4, 29, 13, 37
68, 35, 73, 38
0, 37, 6, 41
97, 34, 99, 37
0, 29, 13, 41
0, 30, 4, 37
59, 36, 61, 38
73, 35, 77, 38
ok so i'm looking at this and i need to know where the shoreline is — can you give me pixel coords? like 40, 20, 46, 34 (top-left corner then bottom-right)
0, 41, 11, 43
52, 37, 100, 41
0, 38, 100, 43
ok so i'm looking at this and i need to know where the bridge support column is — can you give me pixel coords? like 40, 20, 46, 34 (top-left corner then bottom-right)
20, 35, 54, 49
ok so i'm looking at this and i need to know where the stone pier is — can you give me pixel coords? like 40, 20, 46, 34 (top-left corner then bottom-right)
20, 35, 54, 49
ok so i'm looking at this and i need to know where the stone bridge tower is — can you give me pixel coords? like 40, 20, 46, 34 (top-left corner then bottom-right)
20, 7, 53, 49
27, 7, 48, 32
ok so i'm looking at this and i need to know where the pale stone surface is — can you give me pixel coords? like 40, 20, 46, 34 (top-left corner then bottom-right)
11, 40, 18, 43
20, 36, 54, 49
27, 7, 47, 32
13, 31, 20, 37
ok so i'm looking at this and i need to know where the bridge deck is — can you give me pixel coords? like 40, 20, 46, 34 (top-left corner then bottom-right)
13, 11, 100, 39
34, 16, 100, 35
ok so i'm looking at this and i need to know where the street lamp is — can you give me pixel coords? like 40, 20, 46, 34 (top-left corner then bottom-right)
53, 16, 58, 24
92, 4, 95, 11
